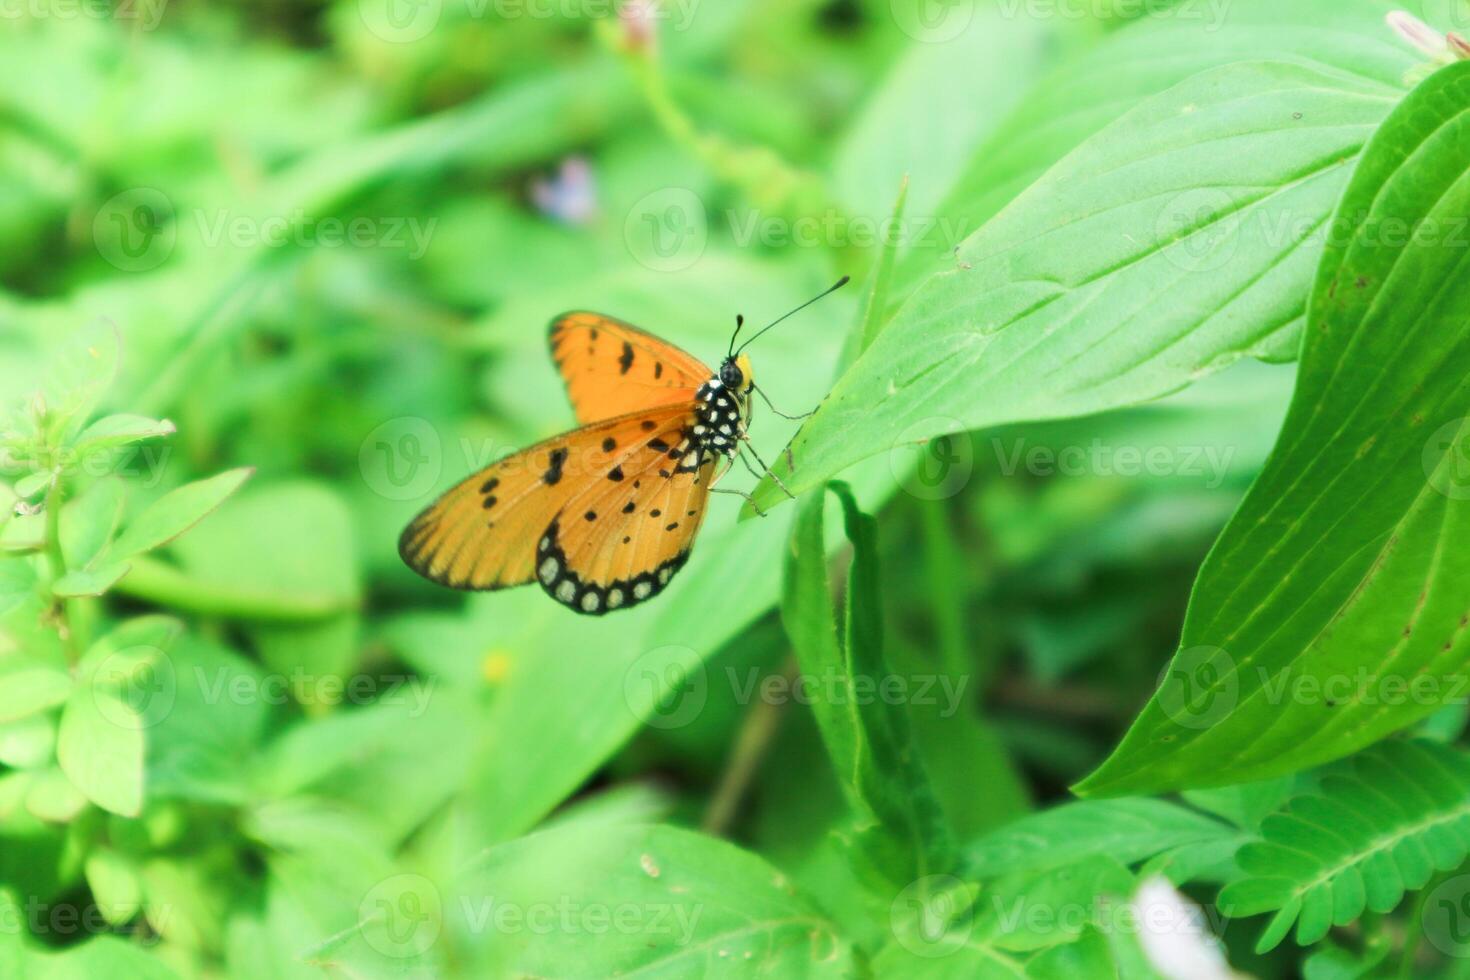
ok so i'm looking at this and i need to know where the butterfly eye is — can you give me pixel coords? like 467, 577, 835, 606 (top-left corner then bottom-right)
720, 361, 743, 389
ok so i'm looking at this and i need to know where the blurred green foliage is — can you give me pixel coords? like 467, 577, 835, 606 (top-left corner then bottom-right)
3, 0, 1470, 976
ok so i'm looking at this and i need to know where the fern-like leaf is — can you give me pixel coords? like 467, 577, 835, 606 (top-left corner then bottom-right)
1219, 739, 1470, 953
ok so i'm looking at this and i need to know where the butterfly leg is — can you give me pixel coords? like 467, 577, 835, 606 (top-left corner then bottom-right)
739, 439, 797, 501
753, 384, 816, 421
710, 486, 767, 517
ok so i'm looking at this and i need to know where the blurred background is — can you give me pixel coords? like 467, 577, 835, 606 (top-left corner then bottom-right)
0, 0, 1340, 975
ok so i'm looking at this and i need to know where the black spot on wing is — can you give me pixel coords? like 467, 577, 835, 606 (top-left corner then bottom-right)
619, 341, 634, 374
544, 447, 568, 485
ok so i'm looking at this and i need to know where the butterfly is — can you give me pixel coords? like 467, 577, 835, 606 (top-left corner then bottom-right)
398, 277, 848, 615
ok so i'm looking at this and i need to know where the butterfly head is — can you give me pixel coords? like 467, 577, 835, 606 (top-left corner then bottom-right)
718, 354, 755, 399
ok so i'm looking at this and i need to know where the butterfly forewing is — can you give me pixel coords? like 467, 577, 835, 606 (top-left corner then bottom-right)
398, 404, 697, 593
549, 312, 710, 423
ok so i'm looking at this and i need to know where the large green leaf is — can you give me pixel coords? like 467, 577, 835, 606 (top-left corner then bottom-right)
751, 57, 1401, 510
449, 822, 856, 977
1079, 60, 1470, 794
914, 0, 1412, 287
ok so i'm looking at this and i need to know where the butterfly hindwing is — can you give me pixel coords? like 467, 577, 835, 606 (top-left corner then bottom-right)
398, 404, 698, 593
534, 433, 718, 614
549, 312, 710, 423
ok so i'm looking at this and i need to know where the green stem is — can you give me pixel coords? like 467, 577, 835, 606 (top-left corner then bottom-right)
43, 474, 78, 663
702, 660, 796, 835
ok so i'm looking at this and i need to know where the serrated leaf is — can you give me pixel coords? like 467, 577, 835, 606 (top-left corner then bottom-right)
1219, 740, 1470, 952
1079, 60, 1470, 795
57, 689, 144, 817
110, 467, 253, 560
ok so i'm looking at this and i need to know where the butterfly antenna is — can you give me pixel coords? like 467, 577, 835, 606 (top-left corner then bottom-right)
734, 276, 850, 356
727, 314, 746, 357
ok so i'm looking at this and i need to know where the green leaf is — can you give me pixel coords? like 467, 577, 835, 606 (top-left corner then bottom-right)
0, 658, 72, 724
56, 688, 144, 817
12, 471, 50, 500
23, 768, 87, 823
917, 0, 1411, 292
52, 562, 130, 599
0, 714, 57, 770
84, 849, 142, 926
70, 413, 175, 457
961, 799, 1234, 878
1079, 60, 1470, 794
59, 477, 124, 571
39, 321, 120, 449
1219, 740, 1470, 953
781, 481, 952, 889
110, 467, 253, 560
751, 58, 1399, 512
0, 559, 37, 617
451, 822, 856, 977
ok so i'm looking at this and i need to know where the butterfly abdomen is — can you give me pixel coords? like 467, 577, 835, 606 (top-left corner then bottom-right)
691, 379, 745, 458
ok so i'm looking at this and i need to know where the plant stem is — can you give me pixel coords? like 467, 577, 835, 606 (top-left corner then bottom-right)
43, 473, 78, 663
702, 660, 796, 836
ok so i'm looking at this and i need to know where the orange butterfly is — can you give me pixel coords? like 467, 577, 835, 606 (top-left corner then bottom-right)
399, 278, 848, 615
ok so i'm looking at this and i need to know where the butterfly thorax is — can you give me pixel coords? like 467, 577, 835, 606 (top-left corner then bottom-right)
691, 354, 753, 460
